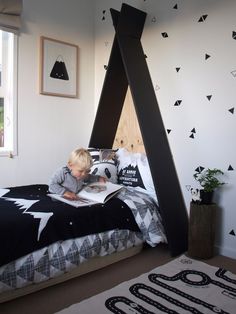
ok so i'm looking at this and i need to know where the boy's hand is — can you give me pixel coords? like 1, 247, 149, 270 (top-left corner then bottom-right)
63, 191, 79, 200
99, 176, 107, 183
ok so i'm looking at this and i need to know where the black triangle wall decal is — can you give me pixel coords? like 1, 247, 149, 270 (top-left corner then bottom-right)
229, 229, 235, 236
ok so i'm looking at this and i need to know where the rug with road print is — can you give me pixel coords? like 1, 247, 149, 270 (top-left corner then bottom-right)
56, 254, 236, 314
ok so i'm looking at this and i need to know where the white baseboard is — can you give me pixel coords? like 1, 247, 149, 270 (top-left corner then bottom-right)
215, 245, 236, 259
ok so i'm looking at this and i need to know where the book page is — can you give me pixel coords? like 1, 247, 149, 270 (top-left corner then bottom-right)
78, 182, 122, 204
48, 193, 99, 208
48, 182, 123, 207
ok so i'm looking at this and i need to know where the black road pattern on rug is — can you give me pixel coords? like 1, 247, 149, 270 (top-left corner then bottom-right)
105, 268, 236, 314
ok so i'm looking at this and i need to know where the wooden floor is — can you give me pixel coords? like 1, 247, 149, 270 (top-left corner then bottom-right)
0, 244, 235, 314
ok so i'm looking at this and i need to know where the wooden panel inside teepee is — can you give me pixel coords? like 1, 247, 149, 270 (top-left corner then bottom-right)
113, 88, 145, 153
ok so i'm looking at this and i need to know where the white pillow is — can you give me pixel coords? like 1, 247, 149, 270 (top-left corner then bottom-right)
116, 148, 157, 200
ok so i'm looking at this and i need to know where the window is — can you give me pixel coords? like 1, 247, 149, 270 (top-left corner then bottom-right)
0, 30, 17, 156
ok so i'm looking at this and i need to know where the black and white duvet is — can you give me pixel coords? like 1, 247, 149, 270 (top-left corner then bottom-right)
0, 184, 166, 294
0, 185, 141, 267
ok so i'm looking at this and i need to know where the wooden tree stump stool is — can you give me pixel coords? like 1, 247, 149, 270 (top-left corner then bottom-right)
188, 202, 217, 259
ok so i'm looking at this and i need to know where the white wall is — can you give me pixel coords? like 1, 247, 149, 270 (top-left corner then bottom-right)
0, 0, 235, 259
94, 0, 236, 258
0, 0, 95, 187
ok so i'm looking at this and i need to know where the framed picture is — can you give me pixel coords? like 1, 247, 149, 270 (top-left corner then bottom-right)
40, 36, 78, 98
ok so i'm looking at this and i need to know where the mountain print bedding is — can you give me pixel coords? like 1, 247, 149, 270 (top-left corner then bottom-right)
0, 184, 141, 267
0, 184, 166, 295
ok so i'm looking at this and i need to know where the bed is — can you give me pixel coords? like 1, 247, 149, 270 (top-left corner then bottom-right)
0, 147, 166, 303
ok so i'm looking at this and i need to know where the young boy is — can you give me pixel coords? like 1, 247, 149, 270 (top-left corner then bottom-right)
49, 148, 106, 200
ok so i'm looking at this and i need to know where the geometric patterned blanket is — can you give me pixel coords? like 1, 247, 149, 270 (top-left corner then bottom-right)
56, 255, 236, 314
117, 186, 167, 246
0, 230, 144, 295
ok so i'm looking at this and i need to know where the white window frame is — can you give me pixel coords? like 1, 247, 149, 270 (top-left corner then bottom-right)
0, 31, 18, 157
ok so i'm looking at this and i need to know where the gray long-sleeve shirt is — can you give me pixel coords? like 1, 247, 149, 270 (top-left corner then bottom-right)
48, 166, 99, 195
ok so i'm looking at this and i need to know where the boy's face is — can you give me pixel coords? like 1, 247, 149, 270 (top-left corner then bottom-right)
69, 162, 90, 179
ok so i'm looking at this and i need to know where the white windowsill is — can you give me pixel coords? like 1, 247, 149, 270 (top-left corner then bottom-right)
0, 149, 16, 158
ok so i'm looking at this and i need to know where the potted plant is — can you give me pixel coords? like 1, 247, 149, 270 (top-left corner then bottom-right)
193, 168, 225, 204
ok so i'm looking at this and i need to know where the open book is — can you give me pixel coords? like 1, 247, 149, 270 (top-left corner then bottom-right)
48, 181, 123, 208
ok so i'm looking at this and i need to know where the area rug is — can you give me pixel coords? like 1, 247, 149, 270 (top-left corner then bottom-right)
56, 255, 236, 313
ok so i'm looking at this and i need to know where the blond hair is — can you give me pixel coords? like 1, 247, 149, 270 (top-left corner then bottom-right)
68, 148, 93, 170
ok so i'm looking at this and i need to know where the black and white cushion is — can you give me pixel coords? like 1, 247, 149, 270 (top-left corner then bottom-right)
88, 148, 118, 183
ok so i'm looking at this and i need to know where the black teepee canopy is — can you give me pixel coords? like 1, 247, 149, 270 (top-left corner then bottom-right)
89, 3, 188, 256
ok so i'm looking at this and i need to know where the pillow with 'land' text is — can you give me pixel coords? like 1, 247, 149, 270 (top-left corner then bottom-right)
88, 148, 118, 183
116, 148, 157, 201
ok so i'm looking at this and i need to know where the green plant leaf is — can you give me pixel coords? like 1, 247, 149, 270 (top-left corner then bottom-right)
193, 168, 225, 192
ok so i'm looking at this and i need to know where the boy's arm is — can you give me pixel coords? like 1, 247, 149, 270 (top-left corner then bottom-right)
48, 168, 67, 195
63, 190, 79, 200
